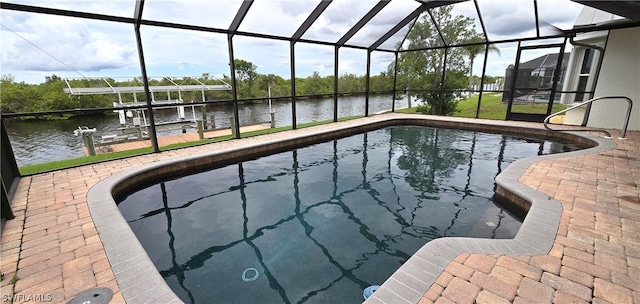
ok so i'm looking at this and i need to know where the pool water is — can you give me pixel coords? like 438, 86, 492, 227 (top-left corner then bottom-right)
117, 126, 582, 303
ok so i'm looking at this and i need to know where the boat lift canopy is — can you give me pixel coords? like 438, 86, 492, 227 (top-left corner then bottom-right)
62, 76, 232, 126
62, 76, 232, 95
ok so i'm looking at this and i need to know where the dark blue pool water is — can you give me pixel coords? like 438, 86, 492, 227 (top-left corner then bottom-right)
117, 126, 582, 304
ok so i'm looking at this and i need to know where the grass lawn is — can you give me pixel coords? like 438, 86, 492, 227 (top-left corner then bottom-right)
397, 94, 567, 120
18, 115, 363, 175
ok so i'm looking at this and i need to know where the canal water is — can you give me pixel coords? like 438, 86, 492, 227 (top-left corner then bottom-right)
5, 95, 410, 166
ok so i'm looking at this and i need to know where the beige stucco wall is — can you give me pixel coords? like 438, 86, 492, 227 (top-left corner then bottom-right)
584, 27, 640, 132
563, 107, 587, 126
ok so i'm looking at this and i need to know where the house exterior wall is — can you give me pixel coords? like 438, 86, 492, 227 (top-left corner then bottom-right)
562, 104, 587, 126
586, 27, 640, 132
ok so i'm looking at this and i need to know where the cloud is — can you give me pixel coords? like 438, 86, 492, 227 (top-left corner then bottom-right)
246, 38, 280, 47
476, 0, 582, 39
302, 0, 376, 42
476, 0, 538, 39
278, 0, 319, 18
238, 0, 315, 37
293, 43, 334, 76
0, 0, 588, 83
6, 0, 135, 18
318, 26, 340, 37
325, 1, 365, 25
347, 26, 392, 47
369, 12, 404, 27
232, 37, 291, 75
372, 51, 395, 63
344, 1, 422, 48
302, 0, 417, 46
139, 26, 229, 75
1, 12, 137, 73
338, 49, 366, 74
536, 0, 584, 30
369, 2, 420, 27
377, 24, 413, 51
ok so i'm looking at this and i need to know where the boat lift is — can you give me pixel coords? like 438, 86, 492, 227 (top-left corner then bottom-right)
63, 75, 232, 142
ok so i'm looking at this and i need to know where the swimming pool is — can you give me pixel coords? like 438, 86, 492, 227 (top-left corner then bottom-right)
117, 125, 582, 303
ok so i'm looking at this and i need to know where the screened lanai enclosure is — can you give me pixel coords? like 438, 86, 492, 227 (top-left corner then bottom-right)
1, 0, 640, 216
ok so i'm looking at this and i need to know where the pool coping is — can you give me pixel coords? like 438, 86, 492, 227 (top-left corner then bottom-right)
86, 115, 616, 304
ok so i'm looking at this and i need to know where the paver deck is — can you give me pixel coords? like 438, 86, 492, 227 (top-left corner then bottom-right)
420, 128, 640, 304
1, 113, 638, 303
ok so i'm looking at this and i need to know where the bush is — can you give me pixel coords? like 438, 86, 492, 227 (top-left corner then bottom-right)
415, 103, 431, 114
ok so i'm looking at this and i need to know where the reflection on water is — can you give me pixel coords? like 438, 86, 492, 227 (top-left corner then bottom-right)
5, 95, 408, 166
117, 126, 582, 304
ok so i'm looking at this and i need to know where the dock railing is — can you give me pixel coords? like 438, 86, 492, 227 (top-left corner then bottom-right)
544, 96, 633, 139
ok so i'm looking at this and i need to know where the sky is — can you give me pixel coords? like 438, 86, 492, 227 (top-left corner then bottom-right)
0, 0, 588, 85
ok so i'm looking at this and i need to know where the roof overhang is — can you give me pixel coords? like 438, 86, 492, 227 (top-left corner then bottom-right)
571, 0, 640, 21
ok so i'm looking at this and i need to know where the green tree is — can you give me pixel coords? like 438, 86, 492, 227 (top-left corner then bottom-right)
339, 73, 366, 93
394, 6, 479, 115
45, 74, 62, 84
253, 73, 287, 98
301, 71, 333, 95
0, 74, 39, 113
370, 71, 393, 91
232, 59, 259, 98
463, 36, 500, 90
393, 127, 468, 194
233, 59, 258, 83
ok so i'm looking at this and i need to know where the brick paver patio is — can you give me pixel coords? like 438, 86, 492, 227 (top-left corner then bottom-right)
420, 129, 640, 304
1, 114, 638, 303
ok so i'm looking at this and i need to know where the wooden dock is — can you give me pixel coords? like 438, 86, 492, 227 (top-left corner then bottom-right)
87, 124, 271, 155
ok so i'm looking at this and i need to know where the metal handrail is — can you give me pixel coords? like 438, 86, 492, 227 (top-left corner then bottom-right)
544, 96, 633, 139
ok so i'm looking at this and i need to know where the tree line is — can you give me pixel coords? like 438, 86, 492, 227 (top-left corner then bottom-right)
0, 63, 394, 117
1, 7, 504, 118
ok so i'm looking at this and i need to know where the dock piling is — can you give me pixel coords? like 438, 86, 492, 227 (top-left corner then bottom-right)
74, 126, 97, 156
201, 106, 208, 130
230, 116, 237, 137
270, 112, 276, 128
196, 120, 204, 139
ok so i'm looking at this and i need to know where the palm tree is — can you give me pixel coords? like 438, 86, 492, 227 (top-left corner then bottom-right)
464, 37, 501, 91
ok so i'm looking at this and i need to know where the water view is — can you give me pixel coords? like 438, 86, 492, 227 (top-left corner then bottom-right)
5, 95, 409, 166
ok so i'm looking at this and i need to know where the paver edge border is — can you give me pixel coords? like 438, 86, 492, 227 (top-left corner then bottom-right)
85, 114, 616, 304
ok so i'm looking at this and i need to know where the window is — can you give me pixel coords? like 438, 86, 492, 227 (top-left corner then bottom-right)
575, 48, 595, 102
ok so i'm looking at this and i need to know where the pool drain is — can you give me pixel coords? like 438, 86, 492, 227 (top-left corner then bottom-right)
66, 287, 113, 304
242, 267, 259, 282
363, 285, 380, 299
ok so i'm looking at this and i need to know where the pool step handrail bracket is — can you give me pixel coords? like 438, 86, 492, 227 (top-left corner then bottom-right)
544, 96, 633, 139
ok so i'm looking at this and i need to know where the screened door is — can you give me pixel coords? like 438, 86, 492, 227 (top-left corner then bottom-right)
505, 42, 566, 122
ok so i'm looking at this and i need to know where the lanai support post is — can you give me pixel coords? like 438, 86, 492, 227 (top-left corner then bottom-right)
134, 0, 159, 152
392, 51, 399, 112
334, 47, 339, 122
289, 0, 332, 128
227, 36, 241, 139
290, 42, 297, 129
475, 44, 490, 118
365, 50, 371, 117
227, 0, 253, 138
